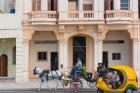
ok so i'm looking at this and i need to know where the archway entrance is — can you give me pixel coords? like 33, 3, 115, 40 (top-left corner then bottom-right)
68, 35, 94, 72
73, 36, 86, 66
103, 31, 132, 67
0, 54, 8, 76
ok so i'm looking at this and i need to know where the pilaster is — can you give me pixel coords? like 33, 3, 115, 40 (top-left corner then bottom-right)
41, 0, 48, 11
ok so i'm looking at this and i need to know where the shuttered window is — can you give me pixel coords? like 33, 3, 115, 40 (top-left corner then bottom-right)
105, 0, 114, 10
83, 4, 93, 11
120, 0, 130, 10
32, 0, 41, 11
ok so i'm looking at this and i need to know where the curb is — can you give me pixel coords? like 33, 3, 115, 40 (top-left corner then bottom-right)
0, 88, 97, 92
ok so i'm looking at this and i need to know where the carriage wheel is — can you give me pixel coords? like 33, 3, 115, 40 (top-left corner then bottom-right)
97, 89, 104, 93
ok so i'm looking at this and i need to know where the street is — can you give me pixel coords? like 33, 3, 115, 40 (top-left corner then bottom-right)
0, 89, 139, 93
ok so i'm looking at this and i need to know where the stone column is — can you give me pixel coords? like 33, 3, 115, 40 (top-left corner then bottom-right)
24, 0, 32, 13
41, 0, 48, 10
97, 0, 104, 20
94, 40, 103, 70
58, 0, 68, 20
58, 39, 68, 74
22, 30, 34, 82
78, 0, 83, 19
16, 37, 24, 82
23, 39, 30, 81
133, 39, 140, 80
114, 0, 120, 10
130, 0, 138, 19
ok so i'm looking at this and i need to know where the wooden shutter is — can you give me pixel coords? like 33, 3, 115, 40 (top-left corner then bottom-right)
105, 0, 110, 10
54, 0, 57, 11
32, 0, 36, 11
48, 0, 51, 11
83, 4, 92, 11
37, 0, 41, 11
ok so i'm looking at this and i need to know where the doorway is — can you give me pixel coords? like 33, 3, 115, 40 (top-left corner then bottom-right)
51, 52, 58, 71
73, 36, 86, 66
0, 54, 8, 76
103, 52, 108, 68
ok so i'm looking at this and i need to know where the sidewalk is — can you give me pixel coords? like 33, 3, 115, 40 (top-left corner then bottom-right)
0, 79, 95, 90
0, 79, 140, 90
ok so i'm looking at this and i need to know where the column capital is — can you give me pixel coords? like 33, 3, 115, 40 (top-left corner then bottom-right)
97, 24, 108, 33
23, 29, 34, 41
59, 25, 65, 32
128, 25, 139, 41
79, 25, 85, 32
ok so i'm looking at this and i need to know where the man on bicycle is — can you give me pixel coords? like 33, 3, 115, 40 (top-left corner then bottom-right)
70, 57, 82, 79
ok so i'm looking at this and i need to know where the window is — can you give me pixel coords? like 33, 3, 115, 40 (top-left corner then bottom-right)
112, 53, 121, 60
32, 0, 41, 11
38, 52, 47, 61
73, 37, 86, 46
120, 0, 130, 10
13, 46, 16, 64
0, 0, 16, 14
105, 0, 114, 10
48, 0, 57, 11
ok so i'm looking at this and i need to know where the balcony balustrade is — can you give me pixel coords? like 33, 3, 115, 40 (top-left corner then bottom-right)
28, 11, 57, 22
68, 11, 94, 20
106, 10, 134, 21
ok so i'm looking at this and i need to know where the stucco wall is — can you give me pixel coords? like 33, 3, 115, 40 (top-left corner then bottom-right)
29, 31, 58, 78
103, 31, 131, 67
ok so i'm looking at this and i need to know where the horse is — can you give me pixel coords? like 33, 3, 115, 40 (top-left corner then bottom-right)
33, 67, 66, 91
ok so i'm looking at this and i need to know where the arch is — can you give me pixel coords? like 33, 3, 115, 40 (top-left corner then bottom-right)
103, 30, 132, 67
67, 34, 95, 72
65, 31, 95, 42
0, 54, 8, 76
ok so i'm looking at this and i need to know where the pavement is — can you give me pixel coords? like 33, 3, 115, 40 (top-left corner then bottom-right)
0, 79, 140, 93
0, 79, 95, 90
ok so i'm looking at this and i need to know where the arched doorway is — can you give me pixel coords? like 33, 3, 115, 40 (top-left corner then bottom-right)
0, 54, 8, 76
68, 35, 94, 72
73, 36, 86, 66
103, 31, 132, 67
29, 31, 58, 78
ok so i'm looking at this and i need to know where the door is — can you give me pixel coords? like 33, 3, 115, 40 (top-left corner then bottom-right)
0, 54, 8, 76
103, 52, 108, 68
51, 52, 58, 71
73, 36, 86, 66
48, 0, 57, 11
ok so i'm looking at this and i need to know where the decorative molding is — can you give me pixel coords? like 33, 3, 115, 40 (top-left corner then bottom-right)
59, 25, 65, 32
128, 24, 139, 41
78, 25, 85, 32
97, 24, 108, 33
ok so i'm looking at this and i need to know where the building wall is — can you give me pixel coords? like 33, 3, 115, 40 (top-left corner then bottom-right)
103, 31, 131, 67
29, 31, 58, 78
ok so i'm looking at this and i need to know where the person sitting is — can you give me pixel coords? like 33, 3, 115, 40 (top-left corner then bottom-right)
108, 71, 118, 89
70, 57, 82, 79
97, 63, 106, 78
86, 70, 98, 83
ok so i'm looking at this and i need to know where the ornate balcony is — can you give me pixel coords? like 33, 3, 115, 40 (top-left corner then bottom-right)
105, 10, 134, 24
68, 11, 94, 20
28, 11, 57, 25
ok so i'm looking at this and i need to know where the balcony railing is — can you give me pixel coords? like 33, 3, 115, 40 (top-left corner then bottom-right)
68, 11, 94, 20
106, 10, 133, 21
28, 11, 57, 22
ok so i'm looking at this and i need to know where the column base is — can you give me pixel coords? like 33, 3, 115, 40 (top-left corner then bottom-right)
135, 70, 140, 87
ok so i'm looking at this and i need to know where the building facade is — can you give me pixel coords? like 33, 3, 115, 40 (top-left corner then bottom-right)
0, 0, 24, 82
0, 0, 140, 82
23, 0, 140, 80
